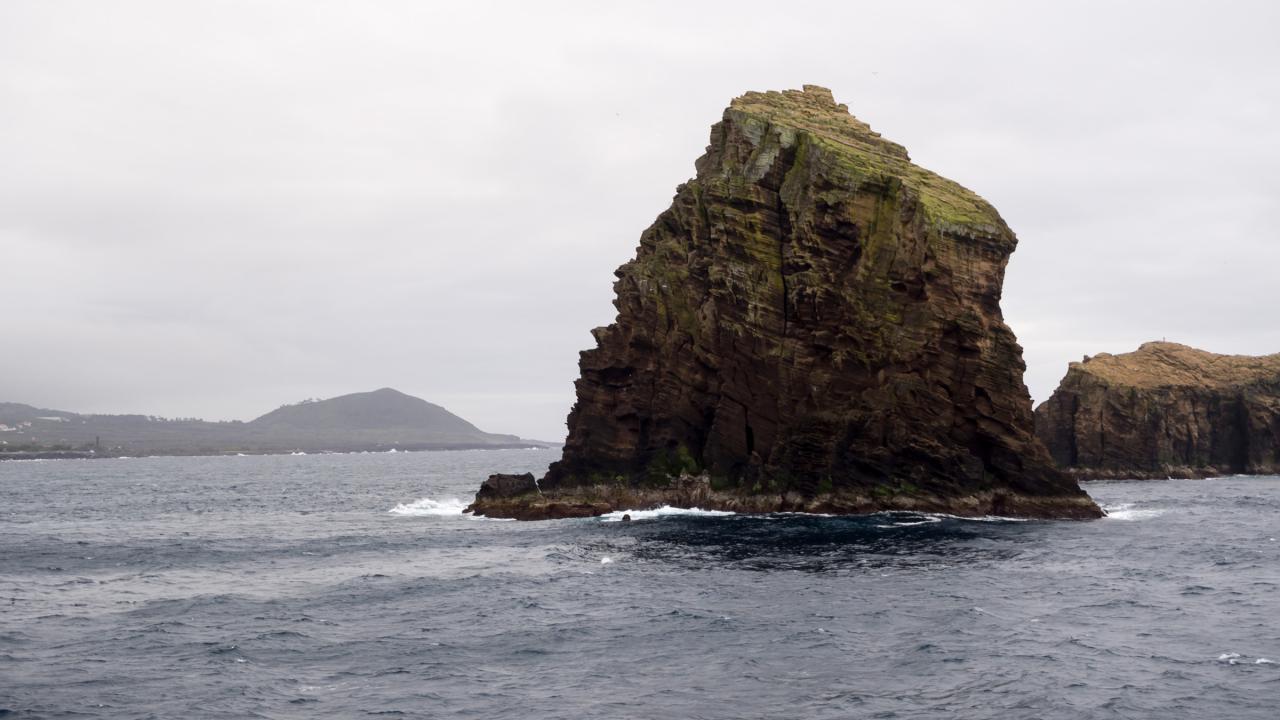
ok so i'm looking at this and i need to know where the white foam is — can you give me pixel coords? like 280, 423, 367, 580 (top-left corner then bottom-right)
388, 497, 519, 521
944, 513, 1030, 523
873, 512, 1026, 527
1215, 652, 1277, 666
1103, 503, 1166, 521
388, 497, 469, 517
875, 515, 944, 528
600, 557, 613, 564
598, 505, 735, 522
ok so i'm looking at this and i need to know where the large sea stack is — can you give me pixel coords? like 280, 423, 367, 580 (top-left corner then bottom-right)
1035, 341, 1280, 479
469, 86, 1100, 520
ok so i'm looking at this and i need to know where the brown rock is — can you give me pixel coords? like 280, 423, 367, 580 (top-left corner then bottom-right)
1036, 341, 1280, 479
473, 472, 539, 500
471, 85, 1100, 520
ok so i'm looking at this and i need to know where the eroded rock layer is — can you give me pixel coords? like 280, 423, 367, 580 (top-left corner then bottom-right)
470, 86, 1100, 520
1036, 341, 1280, 479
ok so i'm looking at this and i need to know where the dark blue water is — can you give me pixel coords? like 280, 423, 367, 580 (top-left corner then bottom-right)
2, 449, 1277, 718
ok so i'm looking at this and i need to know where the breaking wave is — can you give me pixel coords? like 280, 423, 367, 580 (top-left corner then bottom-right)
599, 506, 736, 522
387, 496, 515, 521
1103, 503, 1167, 521
387, 497, 469, 517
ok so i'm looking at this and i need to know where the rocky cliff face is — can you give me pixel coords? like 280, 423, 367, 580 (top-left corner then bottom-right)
1035, 342, 1280, 479
469, 86, 1100, 520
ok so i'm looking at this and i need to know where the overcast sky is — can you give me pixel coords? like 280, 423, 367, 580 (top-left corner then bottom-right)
2, 1, 1277, 441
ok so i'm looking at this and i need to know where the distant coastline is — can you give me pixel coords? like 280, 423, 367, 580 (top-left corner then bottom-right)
0, 388, 557, 460
0, 443, 557, 462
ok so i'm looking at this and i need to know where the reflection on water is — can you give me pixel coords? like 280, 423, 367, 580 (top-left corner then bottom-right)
610, 513, 1028, 572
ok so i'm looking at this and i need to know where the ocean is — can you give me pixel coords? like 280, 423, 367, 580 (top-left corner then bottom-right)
1, 449, 1277, 718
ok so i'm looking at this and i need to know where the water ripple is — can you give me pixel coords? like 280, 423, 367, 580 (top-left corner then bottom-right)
1, 452, 1278, 718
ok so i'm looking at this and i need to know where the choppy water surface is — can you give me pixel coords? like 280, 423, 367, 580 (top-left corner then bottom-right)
2, 450, 1277, 718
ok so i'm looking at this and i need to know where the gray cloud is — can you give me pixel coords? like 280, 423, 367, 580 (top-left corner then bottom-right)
3, 0, 1277, 440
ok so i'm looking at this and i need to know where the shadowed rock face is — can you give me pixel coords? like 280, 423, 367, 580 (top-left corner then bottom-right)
1036, 342, 1280, 479
469, 85, 1100, 520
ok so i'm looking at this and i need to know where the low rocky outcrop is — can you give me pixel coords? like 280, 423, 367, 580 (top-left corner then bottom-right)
1035, 341, 1280, 479
472, 472, 609, 520
475, 473, 539, 500
468, 86, 1100, 520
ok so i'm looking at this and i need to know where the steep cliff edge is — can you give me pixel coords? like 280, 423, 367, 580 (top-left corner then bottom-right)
1035, 342, 1280, 479
469, 86, 1100, 519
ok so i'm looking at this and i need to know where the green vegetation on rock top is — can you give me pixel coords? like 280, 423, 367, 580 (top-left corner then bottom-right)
1071, 341, 1280, 389
729, 86, 1006, 234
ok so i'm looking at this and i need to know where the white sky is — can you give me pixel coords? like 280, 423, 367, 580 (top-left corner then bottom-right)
2, 1, 1277, 441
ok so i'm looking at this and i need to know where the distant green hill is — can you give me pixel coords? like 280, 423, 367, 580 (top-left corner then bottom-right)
251, 388, 485, 434
0, 389, 547, 458
0, 401, 75, 425
242, 388, 525, 450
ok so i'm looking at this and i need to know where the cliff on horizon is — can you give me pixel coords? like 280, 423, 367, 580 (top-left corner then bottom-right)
0, 388, 538, 457
1035, 342, 1280, 479
468, 85, 1100, 520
